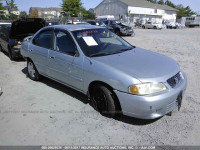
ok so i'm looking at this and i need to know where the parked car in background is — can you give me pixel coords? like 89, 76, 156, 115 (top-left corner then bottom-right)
0, 18, 45, 60
164, 21, 177, 29
96, 15, 115, 22
75, 22, 91, 25
142, 21, 162, 29
21, 25, 187, 119
98, 21, 114, 32
45, 21, 59, 26
103, 20, 134, 36
0, 22, 11, 54
86, 20, 98, 25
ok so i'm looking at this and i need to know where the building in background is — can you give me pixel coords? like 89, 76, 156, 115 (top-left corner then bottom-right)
94, 0, 178, 24
29, 7, 61, 20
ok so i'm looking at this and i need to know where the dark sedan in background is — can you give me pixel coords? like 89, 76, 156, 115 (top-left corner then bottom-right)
0, 18, 45, 60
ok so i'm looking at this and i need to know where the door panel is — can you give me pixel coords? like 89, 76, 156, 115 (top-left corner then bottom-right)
48, 50, 83, 89
30, 29, 53, 75
47, 30, 84, 90
29, 44, 49, 75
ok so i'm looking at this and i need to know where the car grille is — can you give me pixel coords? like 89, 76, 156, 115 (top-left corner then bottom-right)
167, 72, 182, 88
126, 27, 132, 30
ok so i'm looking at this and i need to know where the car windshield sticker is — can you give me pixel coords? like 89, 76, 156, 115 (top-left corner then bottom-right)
82, 36, 98, 46
77, 30, 98, 39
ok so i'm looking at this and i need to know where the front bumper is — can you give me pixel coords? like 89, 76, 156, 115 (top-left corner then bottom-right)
121, 29, 134, 35
114, 72, 187, 119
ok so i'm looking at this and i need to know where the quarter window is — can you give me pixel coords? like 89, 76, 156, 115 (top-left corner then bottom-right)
33, 30, 52, 49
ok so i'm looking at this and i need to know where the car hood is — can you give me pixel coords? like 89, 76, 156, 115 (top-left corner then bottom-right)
91, 47, 180, 82
9, 18, 45, 40
117, 22, 131, 27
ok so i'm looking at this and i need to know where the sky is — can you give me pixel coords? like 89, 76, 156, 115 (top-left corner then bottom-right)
2, 0, 200, 14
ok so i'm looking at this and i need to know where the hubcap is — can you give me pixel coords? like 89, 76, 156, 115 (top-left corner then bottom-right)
28, 62, 36, 78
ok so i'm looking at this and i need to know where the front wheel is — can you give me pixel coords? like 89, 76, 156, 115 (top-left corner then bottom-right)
27, 60, 40, 81
92, 84, 120, 117
115, 29, 120, 36
8, 49, 15, 61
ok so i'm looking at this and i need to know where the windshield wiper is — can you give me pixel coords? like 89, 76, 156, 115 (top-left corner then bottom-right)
89, 53, 111, 57
112, 48, 133, 54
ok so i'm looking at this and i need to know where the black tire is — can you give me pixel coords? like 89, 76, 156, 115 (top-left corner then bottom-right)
8, 48, 15, 61
91, 84, 120, 117
115, 29, 120, 36
153, 26, 157, 29
142, 26, 145, 29
0, 45, 2, 52
27, 60, 40, 81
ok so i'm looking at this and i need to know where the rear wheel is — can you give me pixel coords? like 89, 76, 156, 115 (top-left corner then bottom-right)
142, 26, 145, 29
27, 60, 40, 81
91, 84, 120, 117
0, 44, 2, 52
153, 26, 157, 29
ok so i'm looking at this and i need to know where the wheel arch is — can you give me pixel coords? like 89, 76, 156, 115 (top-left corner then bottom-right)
88, 80, 122, 111
26, 57, 32, 62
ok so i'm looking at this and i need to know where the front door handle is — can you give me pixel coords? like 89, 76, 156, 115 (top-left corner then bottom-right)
50, 56, 55, 59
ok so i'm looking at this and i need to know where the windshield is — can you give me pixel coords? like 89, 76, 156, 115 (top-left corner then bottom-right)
72, 28, 134, 57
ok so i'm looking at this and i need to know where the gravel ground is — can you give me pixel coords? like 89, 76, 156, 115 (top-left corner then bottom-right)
0, 28, 200, 146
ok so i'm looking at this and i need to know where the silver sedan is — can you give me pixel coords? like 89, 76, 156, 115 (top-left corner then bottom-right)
20, 25, 187, 119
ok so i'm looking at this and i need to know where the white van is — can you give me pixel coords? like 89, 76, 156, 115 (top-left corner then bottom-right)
96, 15, 115, 22
185, 16, 200, 27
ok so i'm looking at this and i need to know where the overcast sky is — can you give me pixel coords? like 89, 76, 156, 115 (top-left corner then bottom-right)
3, 0, 200, 14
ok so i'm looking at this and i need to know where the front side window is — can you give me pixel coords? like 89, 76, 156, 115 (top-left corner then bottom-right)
33, 30, 52, 49
72, 28, 134, 57
54, 31, 76, 55
104, 21, 109, 25
110, 21, 116, 25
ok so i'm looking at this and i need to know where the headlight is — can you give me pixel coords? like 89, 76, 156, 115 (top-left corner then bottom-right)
13, 45, 19, 49
129, 82, 167, 95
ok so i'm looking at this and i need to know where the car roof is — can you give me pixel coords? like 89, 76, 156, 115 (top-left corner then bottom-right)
44, 24, 103, 32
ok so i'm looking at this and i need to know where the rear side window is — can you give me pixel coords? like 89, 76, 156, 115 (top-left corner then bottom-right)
33, 30, 52, 49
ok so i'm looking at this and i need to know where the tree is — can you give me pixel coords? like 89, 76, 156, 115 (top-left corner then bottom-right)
165, 0, 176, 8
6, 0, 18, 9
0, 0, 4, 10
0, 0, 5, 19
157, 0, 164, 5
85, 10, 95, 19
176, 4, 195, 19
61, 0, 83, 17
146, 0, 157, 3
19, 11, 28, 18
